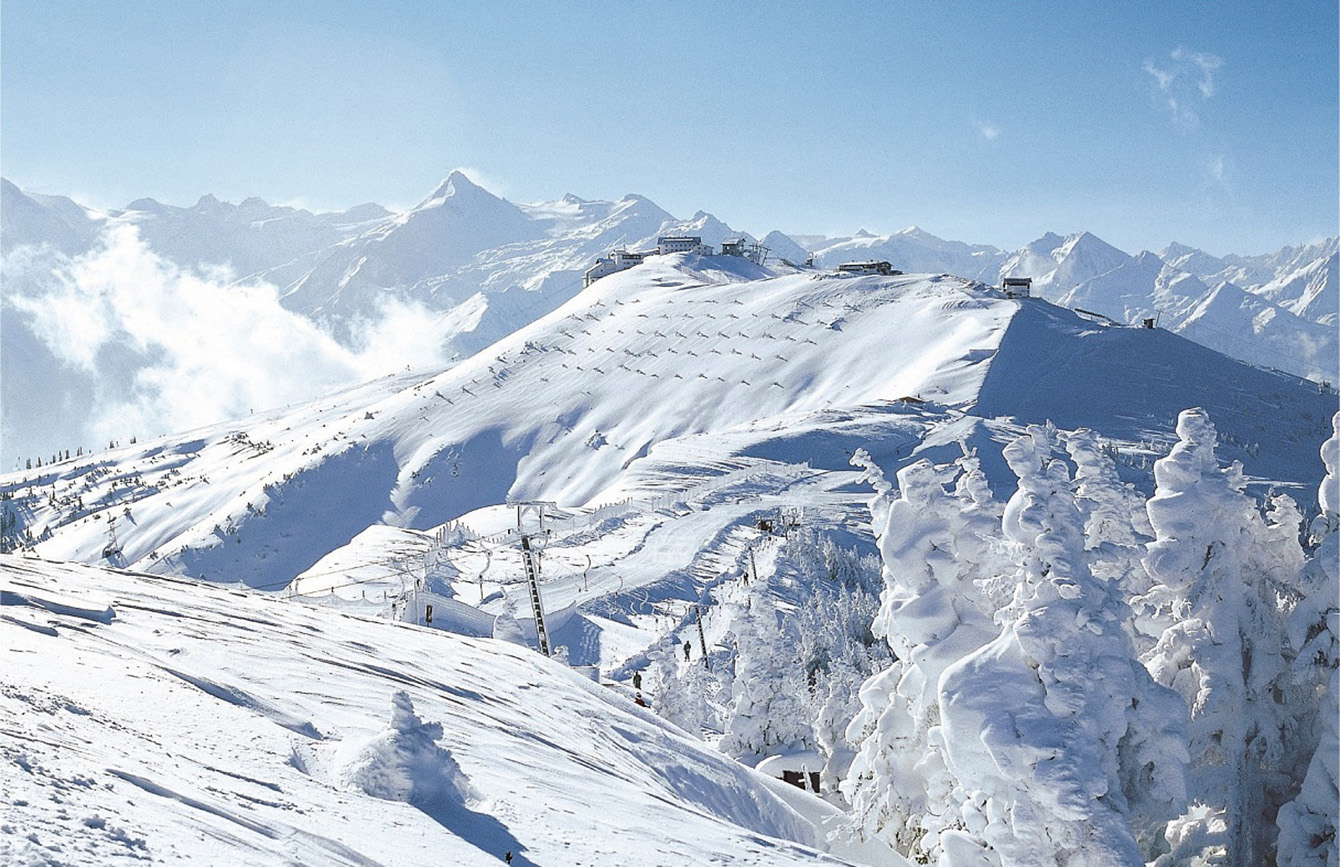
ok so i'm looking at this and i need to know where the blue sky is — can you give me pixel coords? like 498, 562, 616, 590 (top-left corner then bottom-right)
3, 1, 1335, 254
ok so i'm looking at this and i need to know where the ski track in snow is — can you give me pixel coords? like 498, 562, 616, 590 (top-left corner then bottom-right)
1, 555, 889, 866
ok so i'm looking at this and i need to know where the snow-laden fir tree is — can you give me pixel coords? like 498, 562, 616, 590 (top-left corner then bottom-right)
847, 430, 1189, 865
1275, 410, 1339, 867
782, 529, 890, 790
1141, 408, 1308, 867
842, 449, 1005, 859
1062, 429, 1157, 650
646, 640, 720, 736
719, 586, 813, 761
646, 527, 886, 769
931, 426, 1187, 866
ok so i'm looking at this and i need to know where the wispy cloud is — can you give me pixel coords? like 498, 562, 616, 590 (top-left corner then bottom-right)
1205, 152, 1234, 193
973, 118, 1001, 142
1173, 47, 1223, 98
1144, 46, 1224, 130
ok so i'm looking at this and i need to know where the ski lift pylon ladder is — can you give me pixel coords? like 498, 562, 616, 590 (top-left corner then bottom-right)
520, 535, 551, 656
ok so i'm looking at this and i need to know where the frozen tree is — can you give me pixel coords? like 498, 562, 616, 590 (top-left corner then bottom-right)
647, 642, 721, 735
1142, 408, 1306, 867
926, 426, 1187, 866
1276, 410, 1340, 867
1062, 430, 1157, 652
783, 529, 891, 788
719, 588, 811, 760
1062, 428, 1151, 552
842, 451, 1007, 859
336, 691, 476, 810
648, 528, 887, 772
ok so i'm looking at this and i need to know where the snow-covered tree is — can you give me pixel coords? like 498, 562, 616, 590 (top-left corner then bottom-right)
1142, 408, 1307, 867
842, 450, 1007, 859
646, 642, 721, 735
719, 588, 812, 760
1275, 410, 1340, 867
928, 426, 1187, 866
1062, 429, 1156, 645
647, 527, 887, 771
784, 529, 890, 788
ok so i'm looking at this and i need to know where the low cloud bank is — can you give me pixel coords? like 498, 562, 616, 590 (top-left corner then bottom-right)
3, 225, 449, 466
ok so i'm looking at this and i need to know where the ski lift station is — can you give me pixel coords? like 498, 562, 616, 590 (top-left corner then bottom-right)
583, 235, 769, 288
837, 260, 899, 276
583, 236, 721, 287
583, 248, 647, 288
656, 235, 716, 256
1002, 276, 1032, 298
720, 236, 770, 265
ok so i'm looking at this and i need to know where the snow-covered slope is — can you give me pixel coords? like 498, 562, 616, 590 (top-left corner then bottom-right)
4, 257, 1329, 619
6, 260, 1010, 581
4, 247, 1335, 866
4, 175, 1336, 474
1, 554, 890, 866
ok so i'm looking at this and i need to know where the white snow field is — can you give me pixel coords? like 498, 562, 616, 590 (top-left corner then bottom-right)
0, 555, 899, 866
3, 251, 1335, 865
4, 257, 1331, 675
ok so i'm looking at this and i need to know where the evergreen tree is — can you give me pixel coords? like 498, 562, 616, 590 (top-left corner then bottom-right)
842, 454, 1003, 859
719, 588, 811, 760
932, 427, 1186, 866
1143, 408, 1305, 867
1275, 410, 1340, 867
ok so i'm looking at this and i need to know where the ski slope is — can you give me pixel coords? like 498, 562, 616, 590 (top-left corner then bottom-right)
1, 554, 900, 866
3, 255, 1332, 680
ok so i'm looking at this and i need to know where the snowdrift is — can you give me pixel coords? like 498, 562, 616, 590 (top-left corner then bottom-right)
0, 555, 879, 866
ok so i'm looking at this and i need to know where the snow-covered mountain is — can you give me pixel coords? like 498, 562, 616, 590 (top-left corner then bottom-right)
4, 251, 1336, 865
0, 178, 103, 255
117, 192, 389, 278
5, 255, 1329, 622
995, 231, 1338, 381
3, 175, 1336, 472
1000, 231, 1137, 300
808, 226, 1007, 283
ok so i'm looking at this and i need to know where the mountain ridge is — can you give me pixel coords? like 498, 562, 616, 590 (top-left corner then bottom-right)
2, 176, 1335, 468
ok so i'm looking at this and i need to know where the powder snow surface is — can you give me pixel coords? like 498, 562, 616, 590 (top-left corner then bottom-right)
1, 555, 882, 866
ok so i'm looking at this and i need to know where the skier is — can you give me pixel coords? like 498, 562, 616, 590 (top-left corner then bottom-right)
632, 671, 643, 691
683, 640, 692, 661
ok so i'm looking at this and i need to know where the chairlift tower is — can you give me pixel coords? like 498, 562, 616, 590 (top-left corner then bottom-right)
103, 516, 121, 560
693, 604, 709, 663
516, 503, 554, 657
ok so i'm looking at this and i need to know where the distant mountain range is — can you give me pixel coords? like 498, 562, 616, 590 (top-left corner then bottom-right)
2, 174, 1334, 465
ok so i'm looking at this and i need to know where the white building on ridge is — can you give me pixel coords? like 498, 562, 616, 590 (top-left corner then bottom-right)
583, 248, 647, 288
837, 260, 899, 276
657, 235, 715, 256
